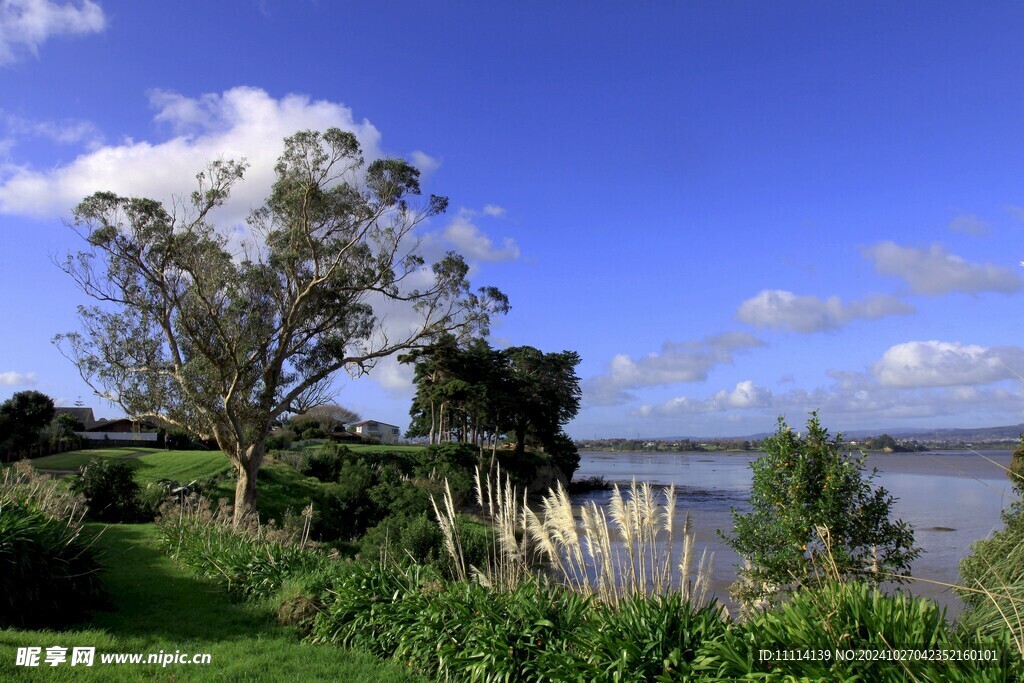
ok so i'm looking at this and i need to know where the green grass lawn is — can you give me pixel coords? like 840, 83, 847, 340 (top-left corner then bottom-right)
25, 448, 150, 470
345, 444, 425, 454
26, 449, 231, 483
0, 524, 422, 682
209, 459, 327, 523
126, 451, 232, 484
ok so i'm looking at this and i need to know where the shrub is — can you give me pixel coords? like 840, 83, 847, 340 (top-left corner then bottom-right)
309, 562, 727, 683
165, 428, 201, 450
266, 429, 297, 451
956, 435, 1024, 649
695, 581, 1019, 682
301, 445, 349, 482
72, 458, 142, 522
0, 503, 106, 628
157, 495, 325, 601
0, 462, 104, 628
580, 593, 728, 682
358, 512, 444, 565
722, 413, 919, 609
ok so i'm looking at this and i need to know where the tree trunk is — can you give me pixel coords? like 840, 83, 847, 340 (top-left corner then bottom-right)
515, 422, 527, 457
231, 441, 265, 525
429, 401, 436, 445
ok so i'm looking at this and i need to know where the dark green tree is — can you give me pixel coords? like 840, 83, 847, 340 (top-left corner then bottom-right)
497, 346, 581, 459
723, 414, 919, 608
405, 341, 582, 477
56, 128, 508, 524
0, 390, 56, 454
48, 413, 83, 443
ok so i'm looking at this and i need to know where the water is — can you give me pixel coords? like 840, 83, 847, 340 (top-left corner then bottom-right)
571, 449, 1015, 616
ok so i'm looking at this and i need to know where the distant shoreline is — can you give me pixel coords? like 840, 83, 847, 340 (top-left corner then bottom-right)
578, 446, 1014, 455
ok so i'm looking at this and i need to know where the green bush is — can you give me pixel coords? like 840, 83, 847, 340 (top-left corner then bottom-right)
0, 465, 106, 630
578, 593, 728, 682
358, 512, 443, 564
695, 581, 1019, 682
309, 563, 729, 683
164, 428, 206, 450
266, 429, 297, 451
956, 435, 1024, 643
0, 502, 106, 628
72, 458, 142, 522
723, 414, 919, 608
301, 444, 349, 482
157, 496, 327, 601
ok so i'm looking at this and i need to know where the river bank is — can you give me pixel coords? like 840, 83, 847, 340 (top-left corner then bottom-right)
571, 449, 1014, 616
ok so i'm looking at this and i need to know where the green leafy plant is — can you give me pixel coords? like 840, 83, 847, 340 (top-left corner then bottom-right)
157, 495, 324, 601
695, 581, 1019, 682
72, 457, 143, 522
722, 413, 919, 609
956, 435, 1024, 651
0, 462, 104, 628
301, 444, 350, 482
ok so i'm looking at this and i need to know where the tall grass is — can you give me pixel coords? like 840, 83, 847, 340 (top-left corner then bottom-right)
433, 467, 714, 606
157, 494, 322, 601
953, 444, 1024, 655
0, 460, 104, 627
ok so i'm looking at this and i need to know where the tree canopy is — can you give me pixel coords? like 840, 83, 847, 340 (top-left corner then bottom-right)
56, 128, 508, 523
0, 390, 56, 456
403, 337, 581, 476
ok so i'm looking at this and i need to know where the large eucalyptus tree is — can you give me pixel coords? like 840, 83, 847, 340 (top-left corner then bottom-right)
56, 128, 508, 523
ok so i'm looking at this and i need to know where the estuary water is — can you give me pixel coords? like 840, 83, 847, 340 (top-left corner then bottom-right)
571, 449, 1015, 616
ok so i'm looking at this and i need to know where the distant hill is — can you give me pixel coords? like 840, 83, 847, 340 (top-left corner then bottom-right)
845, 423, 1024, 444
640, 423, 1024, 444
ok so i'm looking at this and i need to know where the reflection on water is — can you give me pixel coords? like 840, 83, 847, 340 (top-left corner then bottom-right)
571, 450, 1014, 616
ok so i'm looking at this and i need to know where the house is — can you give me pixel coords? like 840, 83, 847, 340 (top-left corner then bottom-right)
87, 417, 158, 433
53, 407, 97, 429
76, 417, 161, 445
351, 420, 402, 444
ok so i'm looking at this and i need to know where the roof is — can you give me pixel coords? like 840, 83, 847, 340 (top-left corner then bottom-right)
352, 419, 400, 429
86, 417, 159, 432
54, 407, 96, 427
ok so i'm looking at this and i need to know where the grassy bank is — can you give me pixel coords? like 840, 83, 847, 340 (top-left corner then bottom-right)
0, 524, 422, 682
26, 449, 231, 484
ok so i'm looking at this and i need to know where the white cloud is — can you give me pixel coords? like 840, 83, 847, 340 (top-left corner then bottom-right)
864, 241, 1021, 295
871, 340, 1024, 388
638, 380, 773, 416
482, 204, 506, 217
585, 332, 764, 405
1006, 205, 1024, 223
441, 213, 520, 262
410, 150, 440, 177
0, 371, 37, 386
736, 289, 913, 333
0, 0, 105, 65
3, 112, 103, 148
0, 87, 385, 224
368, 356, 417, 395
948, 213, 989, 236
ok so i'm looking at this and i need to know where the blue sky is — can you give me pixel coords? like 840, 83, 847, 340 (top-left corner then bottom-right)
1, 1, 1023, 438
